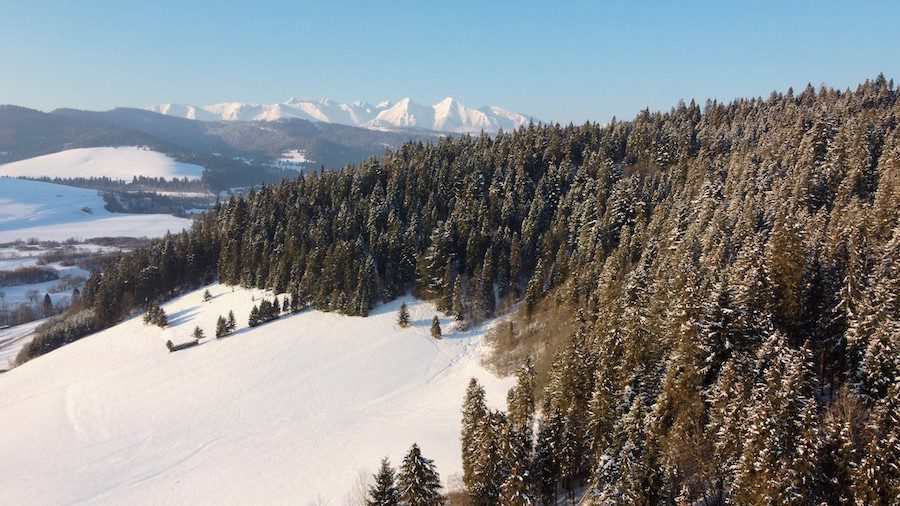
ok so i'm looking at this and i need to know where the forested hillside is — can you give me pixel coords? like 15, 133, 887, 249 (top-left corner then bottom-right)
27, 77, 899, 503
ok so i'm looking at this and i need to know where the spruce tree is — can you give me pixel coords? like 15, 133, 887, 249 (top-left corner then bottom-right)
462, 378, 487, 490
203, 289, 212, 302
192, 326, 204, 340
430, 317, 441, 339
248, 305, 260, 327
215, 316, 229, 338
227, 310, 236, 332
367, 457, 399, 506
396, 443, 442, 505
397, 302, 411, 328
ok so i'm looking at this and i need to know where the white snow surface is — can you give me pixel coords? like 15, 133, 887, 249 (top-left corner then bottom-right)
0, 284, 512, 504
0, 147, 204, 181
0, 178, 192, 242
150, 97, 534, 134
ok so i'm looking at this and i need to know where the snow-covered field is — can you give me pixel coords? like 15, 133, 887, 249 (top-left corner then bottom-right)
0, 318, 45, 370
0, 284, 512, 504
0, 178, 192, 242
0, 147, 204, 181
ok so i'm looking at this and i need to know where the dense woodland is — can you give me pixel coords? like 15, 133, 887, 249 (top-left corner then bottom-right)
22, 77, 900, 503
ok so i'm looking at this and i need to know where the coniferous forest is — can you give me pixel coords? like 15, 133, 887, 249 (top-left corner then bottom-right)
21, 77, 899, 503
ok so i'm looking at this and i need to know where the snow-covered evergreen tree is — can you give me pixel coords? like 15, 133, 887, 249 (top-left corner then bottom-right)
367, 457, 399, 506
215, 316, 228, 338
396, 443, 442, 505
430, 317, 441, 339
461, 378, 487, 490
397, 302, 411, 328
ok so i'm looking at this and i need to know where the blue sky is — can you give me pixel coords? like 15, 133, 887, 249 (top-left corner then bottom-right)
1, 1, 897, 124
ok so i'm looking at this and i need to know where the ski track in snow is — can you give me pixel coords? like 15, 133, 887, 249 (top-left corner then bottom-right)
0, 284, 513, 504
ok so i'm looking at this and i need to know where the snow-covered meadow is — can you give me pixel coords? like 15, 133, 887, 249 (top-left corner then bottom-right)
0, 178, 192, 242
0, 284, 512, 504
0, 147, 204, 181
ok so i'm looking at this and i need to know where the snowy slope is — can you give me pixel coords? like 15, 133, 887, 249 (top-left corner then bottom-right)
0, 147, 204, 181
0, 178, 192, 242
150, 97, 533, 134
0, 284, 512, 504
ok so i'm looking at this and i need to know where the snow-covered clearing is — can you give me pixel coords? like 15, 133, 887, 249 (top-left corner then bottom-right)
0, 284, 513, 504
0, 147, 204, 181
277, 149, 311, 164
0, 178, 192, 242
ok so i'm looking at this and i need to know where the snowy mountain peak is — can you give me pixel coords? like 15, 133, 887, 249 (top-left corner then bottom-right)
148, 96, 534, 134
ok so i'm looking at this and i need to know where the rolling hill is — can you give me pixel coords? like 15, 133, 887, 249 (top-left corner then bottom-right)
0, 147, 204, 181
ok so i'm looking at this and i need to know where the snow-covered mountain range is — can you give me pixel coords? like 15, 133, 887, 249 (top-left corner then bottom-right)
149, 97, 534, 134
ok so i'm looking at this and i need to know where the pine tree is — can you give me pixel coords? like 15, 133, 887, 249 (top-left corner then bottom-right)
193, 326, 205, 340
396, 443, 442, 505
215, 316, 229, 338
227, 310, 236, 332
430, 317, 441, 339
397, 302, 411, 328
367, 457, 399, 506
203, 289, 212, 302
282, 297, 290, 313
